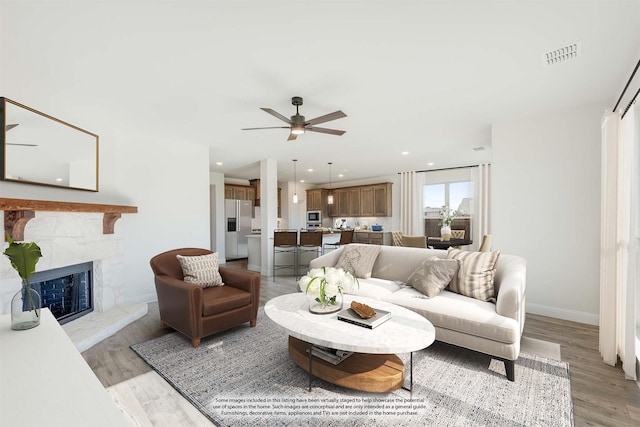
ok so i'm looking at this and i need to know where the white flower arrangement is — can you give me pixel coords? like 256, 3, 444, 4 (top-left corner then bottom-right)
439, 205, 464, 227
299, 267, 358, 309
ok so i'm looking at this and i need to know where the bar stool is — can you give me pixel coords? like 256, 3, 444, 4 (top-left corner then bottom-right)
297, 229, 323, 277
273, 230, 298, 277
322, 229, 354, 254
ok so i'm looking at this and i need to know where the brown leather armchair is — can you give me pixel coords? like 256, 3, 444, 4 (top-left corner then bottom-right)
150, 248, 260, 347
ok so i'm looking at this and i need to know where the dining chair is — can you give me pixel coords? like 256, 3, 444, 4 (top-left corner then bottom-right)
478, 234, 492, 252
297, 230, 323, 277
323, 229, 354, 254
451, 230, 465, 239
401, 235, 427, 248
391, 231, 404, 246
273, 230, 298, 277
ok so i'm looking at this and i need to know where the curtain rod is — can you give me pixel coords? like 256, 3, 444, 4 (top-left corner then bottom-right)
398, 164, 480, 174
613, 58, 640, 113
621, 86, 639, 120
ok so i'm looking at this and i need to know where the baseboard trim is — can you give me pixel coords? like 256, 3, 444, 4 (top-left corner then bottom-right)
526, 302, 599, 326
127, 292, 158, 305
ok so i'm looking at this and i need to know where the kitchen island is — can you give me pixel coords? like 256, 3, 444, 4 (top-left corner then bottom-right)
245, 231, 341, 275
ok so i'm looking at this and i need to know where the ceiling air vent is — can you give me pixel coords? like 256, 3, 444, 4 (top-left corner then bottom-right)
542, 41, 582, 67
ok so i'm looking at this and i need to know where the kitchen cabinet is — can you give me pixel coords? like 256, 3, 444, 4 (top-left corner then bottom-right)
336, 189, 350, 217
306, 189, 327, 213
360, 187, 374, 216
316, 182, 393, 218
348, 188, 361, 216
249, 179, 260, 206
354, 231, 391, 245
225, 184, 253, 201
372, 183, 392, 217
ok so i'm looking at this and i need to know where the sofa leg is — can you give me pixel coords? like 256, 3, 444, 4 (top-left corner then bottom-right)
504, 359, 515, 381
250, 319, 257, 327
192, 338, 201, 348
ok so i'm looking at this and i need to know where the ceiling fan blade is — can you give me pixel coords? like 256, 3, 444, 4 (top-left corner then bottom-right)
260, 108, 292, 124
7, 143, 38, 147
242, 126, 290, 130
307, 127, 346, 136
305, 110, 346, 126
5, 124, 19, 131
287, 132, 298, 141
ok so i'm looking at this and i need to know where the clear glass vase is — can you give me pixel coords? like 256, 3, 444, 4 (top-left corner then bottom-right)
307, 291, 343, 314
11, 281, 42, 330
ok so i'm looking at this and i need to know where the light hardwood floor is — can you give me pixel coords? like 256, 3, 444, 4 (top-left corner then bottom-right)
82, 260, 640, 426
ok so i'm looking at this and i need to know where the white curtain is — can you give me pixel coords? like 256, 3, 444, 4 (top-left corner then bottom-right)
470, 164, 491, 251
400, 171, 424, 235
599, 106, 638, 380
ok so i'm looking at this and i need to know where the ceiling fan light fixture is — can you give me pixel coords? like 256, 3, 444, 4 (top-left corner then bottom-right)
291, 125, 305, 135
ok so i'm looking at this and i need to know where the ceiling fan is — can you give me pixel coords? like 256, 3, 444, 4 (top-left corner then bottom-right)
242, 96, 346, 141
4, 123, 38, 147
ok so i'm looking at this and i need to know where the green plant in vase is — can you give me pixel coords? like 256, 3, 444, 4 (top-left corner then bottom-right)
439, 205, 464, 241
3, 233, 43, 330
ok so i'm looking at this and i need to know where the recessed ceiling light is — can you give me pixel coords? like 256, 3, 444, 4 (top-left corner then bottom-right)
427, 162, 435, 166
216, 162, 223, 166
338, 174, 344, 177
300, 179, 305, 183
307, 168, 313, 172
56, 178, 63, 182
402, 151, 409, 155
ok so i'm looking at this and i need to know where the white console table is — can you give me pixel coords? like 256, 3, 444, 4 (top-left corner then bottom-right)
0, 308, 130, 426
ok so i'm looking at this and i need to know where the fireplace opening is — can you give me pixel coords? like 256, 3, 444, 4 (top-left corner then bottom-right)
30, 262, 93, 325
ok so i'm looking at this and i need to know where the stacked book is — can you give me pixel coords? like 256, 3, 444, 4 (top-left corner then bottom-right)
308, 345, 354, 365
337, 307, 391, 329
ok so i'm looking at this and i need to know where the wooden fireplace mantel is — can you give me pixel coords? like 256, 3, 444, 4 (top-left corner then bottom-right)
0, 197, 138, 241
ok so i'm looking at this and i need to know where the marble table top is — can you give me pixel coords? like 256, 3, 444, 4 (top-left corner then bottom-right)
265, 293, 435, 354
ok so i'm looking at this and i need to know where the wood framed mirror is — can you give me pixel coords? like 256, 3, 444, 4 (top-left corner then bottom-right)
0, 97, 99, 192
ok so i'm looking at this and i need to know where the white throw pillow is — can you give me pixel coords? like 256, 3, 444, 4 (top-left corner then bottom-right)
335, 244, 382, 279
447, 248, 500, 302
176, 252, 224, 288
407, 257, 459, 298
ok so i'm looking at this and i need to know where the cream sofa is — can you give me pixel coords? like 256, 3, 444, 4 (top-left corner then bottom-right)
309, 244, 527, 381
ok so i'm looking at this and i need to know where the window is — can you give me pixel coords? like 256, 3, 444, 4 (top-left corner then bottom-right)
423, 181, 471, 217
423, 180, 472, 239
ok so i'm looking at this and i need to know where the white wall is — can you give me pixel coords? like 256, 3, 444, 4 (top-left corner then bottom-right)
0, 3, 212, 306
116, 131, 210, 304
492, 103, 604, 325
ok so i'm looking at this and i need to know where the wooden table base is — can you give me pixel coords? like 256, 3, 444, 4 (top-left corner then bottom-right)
288, 336, 404, 393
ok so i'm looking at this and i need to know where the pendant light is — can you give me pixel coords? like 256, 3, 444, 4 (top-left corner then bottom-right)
292, 159, 299, 204
327, 162, 334, 205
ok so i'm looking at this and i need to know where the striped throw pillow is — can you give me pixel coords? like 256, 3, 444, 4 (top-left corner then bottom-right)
176, 253, 224, 288
447, 248, 500, 302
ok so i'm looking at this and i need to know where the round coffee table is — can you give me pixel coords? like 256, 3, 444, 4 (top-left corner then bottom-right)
265, 293, 435, 393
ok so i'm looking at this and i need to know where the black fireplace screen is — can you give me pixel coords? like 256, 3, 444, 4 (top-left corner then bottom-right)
29, 262, 93, 325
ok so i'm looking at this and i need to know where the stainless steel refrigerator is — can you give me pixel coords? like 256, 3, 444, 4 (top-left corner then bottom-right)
225, 199, 253, 259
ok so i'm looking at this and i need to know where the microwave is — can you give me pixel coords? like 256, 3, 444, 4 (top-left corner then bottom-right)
307, 210, 321, 223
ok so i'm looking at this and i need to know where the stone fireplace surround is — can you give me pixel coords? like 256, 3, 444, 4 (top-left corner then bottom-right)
0, 198, 146, 351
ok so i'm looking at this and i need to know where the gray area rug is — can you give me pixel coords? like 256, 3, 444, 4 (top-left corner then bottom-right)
131, 310, 573, 427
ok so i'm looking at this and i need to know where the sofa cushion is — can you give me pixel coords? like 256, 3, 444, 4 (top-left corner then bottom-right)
382, 287, 519, 344
344, 277, 403, 300
407, 257, 459, 298
447, 249, 500, 302
177, 252, 224, 288
335, 244, 382, 279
